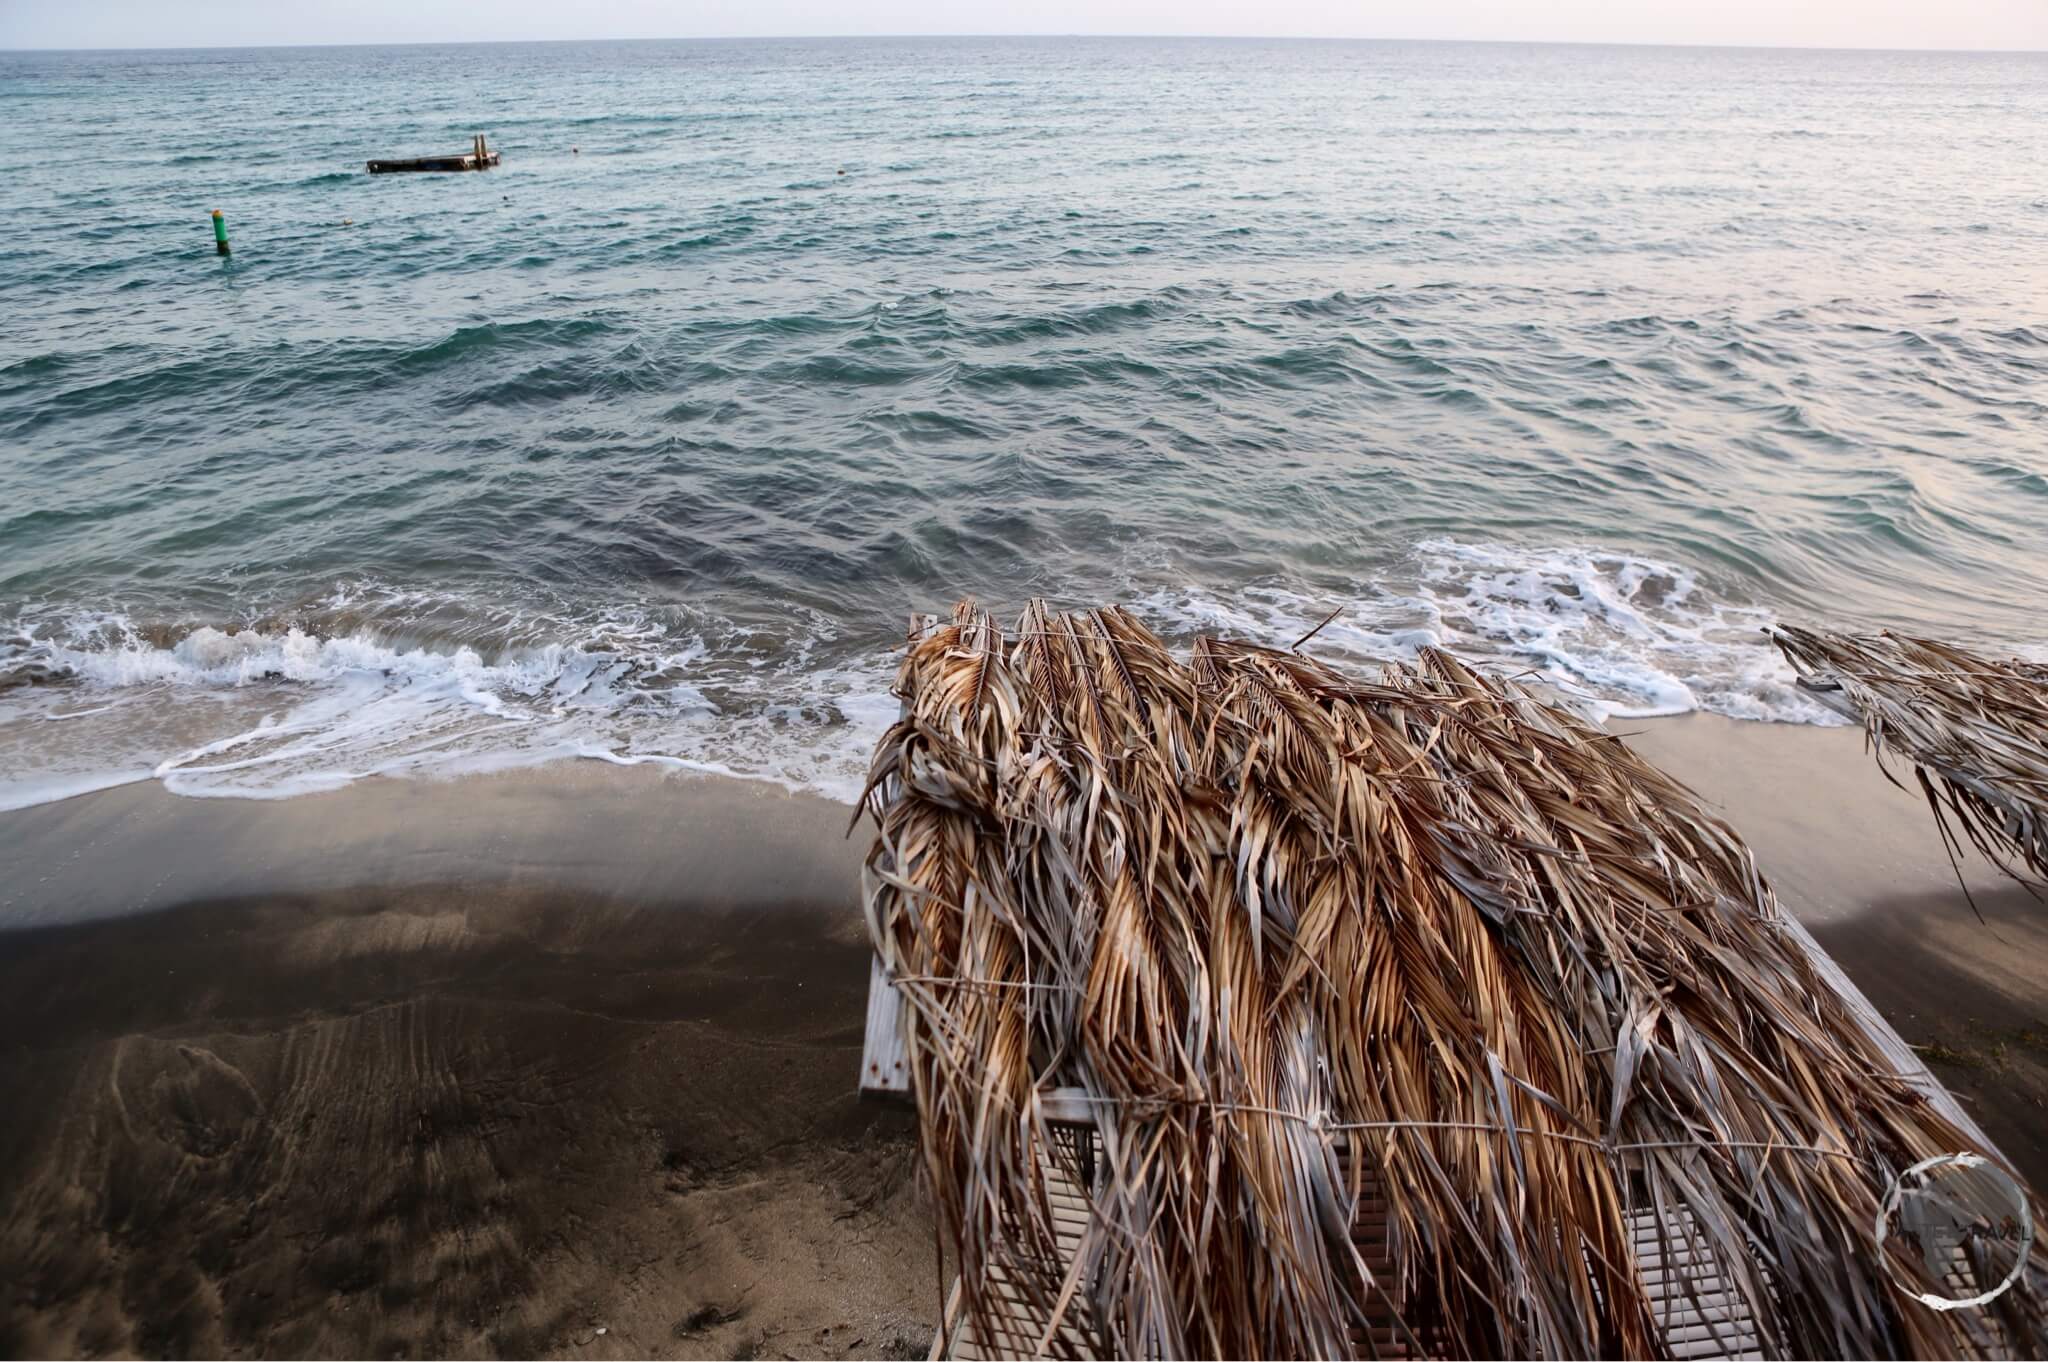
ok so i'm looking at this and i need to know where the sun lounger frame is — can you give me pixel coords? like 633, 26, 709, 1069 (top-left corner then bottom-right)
861, 914, 2014, 1359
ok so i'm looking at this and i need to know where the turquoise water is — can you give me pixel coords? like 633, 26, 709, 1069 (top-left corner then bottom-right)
2, 38, 2045, 804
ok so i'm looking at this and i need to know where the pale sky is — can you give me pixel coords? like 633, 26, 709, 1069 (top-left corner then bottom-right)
2, 0, 2045, 52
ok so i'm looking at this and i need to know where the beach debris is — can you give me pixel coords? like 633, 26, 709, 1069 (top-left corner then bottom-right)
673, 1303, 743, 1336
1772, 626, 2048, 886
860, 601, 2048, 1359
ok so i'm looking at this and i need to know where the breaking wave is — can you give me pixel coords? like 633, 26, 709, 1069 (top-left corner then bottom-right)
0, 541, 1840, 812
1138, 540, 1843, 726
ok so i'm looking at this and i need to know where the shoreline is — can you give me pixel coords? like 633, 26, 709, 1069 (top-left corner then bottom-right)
3, 714, 2045, 1355
0, 760, 870, 931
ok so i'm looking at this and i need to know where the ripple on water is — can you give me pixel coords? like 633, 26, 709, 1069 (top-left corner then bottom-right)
0, 38, 2044, 808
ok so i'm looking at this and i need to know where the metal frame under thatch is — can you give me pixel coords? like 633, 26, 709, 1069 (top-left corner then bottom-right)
1770, 626, 2048, 890
867, 1037, 1785, 1362
858, 602, 2047, 1360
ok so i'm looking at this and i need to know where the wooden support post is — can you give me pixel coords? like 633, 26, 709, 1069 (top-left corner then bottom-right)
860, 957, 912, 1097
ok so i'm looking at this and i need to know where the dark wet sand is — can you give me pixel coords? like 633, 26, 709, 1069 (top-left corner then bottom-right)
2, 716, 2045, 1358
0, 770, 935, 1360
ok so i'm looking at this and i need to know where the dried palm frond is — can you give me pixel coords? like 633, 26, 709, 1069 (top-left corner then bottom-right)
1770, 626, 2048, 887
863, 603, 2048, 1359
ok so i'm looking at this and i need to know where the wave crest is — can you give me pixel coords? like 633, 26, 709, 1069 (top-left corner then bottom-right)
0, 541, 1840, 812
1136, 540, 1841, 726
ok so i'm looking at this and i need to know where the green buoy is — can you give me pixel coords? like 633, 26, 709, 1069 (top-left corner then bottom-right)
212, 209, 230, 257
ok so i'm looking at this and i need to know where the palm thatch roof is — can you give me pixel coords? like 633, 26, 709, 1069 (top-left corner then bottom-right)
1770, 626, 2048, 888
860, 602, 2047, 1359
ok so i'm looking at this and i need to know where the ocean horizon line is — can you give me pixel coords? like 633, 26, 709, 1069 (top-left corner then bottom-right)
4, 32, 2044, 57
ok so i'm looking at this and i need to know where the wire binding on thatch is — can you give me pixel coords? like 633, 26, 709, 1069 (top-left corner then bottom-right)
862, 602, 2047, 1359
1770, 626, 2048, 888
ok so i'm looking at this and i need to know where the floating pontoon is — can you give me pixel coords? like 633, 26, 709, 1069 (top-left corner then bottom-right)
367, 133, 499, 174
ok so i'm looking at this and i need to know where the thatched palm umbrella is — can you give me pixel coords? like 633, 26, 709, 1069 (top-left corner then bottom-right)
864, 603, 2046, 1359
1770, 626, 2048, 888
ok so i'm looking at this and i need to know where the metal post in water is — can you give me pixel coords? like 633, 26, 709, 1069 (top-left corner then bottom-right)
212, 209, 230, 256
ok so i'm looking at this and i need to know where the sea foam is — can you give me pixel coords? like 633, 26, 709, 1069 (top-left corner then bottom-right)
1137, 540, 1843, 727
0, 541, 1841, 812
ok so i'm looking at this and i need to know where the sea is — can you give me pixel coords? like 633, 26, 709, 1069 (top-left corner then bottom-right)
2, 37, 2045, 809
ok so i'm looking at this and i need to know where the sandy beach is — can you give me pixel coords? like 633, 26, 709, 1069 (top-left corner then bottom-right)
1624, 714, 2048, 1196
0, 771, 935, 1360
2, 716, 2044, 1357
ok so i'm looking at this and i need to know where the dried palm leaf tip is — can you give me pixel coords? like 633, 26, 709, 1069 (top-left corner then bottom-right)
1771, 626, 2048, 887
863, 602, 2048, 1359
